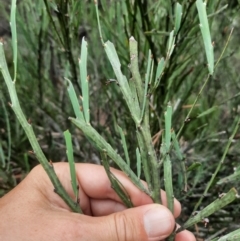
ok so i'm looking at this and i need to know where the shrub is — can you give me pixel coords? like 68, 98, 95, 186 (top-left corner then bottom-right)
1, 0, 240, 240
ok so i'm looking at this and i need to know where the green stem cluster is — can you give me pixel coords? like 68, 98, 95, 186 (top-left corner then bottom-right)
0, 43, 82, 214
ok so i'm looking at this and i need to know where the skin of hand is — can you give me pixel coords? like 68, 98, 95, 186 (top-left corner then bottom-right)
0, 163, 196, 241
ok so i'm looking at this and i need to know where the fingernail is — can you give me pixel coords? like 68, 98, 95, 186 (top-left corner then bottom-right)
144, 206, 174, 240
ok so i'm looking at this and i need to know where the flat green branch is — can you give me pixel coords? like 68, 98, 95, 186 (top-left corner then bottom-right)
128, 37, 161, 203
171, 131, 187, 192
163, 105, 174, 213
129, 36, 144, 106
182, 188, 238, 229
0, 43, 82, 213
101, 151, 133, 208
136, 130, 152, 191
137, 113, 161, 204
216, 228, 240, 241
64, 130, 81, 207
104, 40, 141, 123
70, 117, 149, 195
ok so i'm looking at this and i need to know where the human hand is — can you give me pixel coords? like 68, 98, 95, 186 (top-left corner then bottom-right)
0, 163, 195, 241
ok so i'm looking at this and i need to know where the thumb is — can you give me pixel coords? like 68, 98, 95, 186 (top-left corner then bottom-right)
80, 204, 175, 241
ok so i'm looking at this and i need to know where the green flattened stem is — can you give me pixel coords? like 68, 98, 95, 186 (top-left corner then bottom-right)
104, 41, 141, 123
196, 0, 214, 75
10, 0, 17, 82
171, 130, 187, 192
197, 106, 218, 118
66, 78, 84, 120
117, 125, 130, 166
174, 3, 182, 35
128, 42, 160, 202
129, 36, 144, 105
129, 77, 140, 115
217, 170, 240, 185
149, 55, 154, 86
128, 38, 160, 202
64, 130, 82, 211
95, 13, 159, 201
167, 31, 175, 59
101, 151, 133, 208
136, 130, 152, 191
165, 105, 172, 150
187, 162, 201, 172
182, 188, 238, 230
0, 43, 81, 213
79, 37, 90, 123
94, 0, 104, 45
216, 228, 240, 241
141, 50, 152, 121
153, 57, 165, 90
138, 119, 161, 203
70, 117, 149, 195
163, 105, 174, 213
163, 149, 174, 213
136, 147, 141, 179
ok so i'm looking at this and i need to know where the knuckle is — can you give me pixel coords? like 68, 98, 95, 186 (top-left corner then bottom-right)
111, 212, 137, 241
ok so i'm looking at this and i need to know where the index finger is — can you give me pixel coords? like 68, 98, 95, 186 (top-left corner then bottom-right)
32, 163, 181, 217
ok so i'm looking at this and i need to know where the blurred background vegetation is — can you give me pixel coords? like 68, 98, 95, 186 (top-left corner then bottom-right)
0, 0, 240, 240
